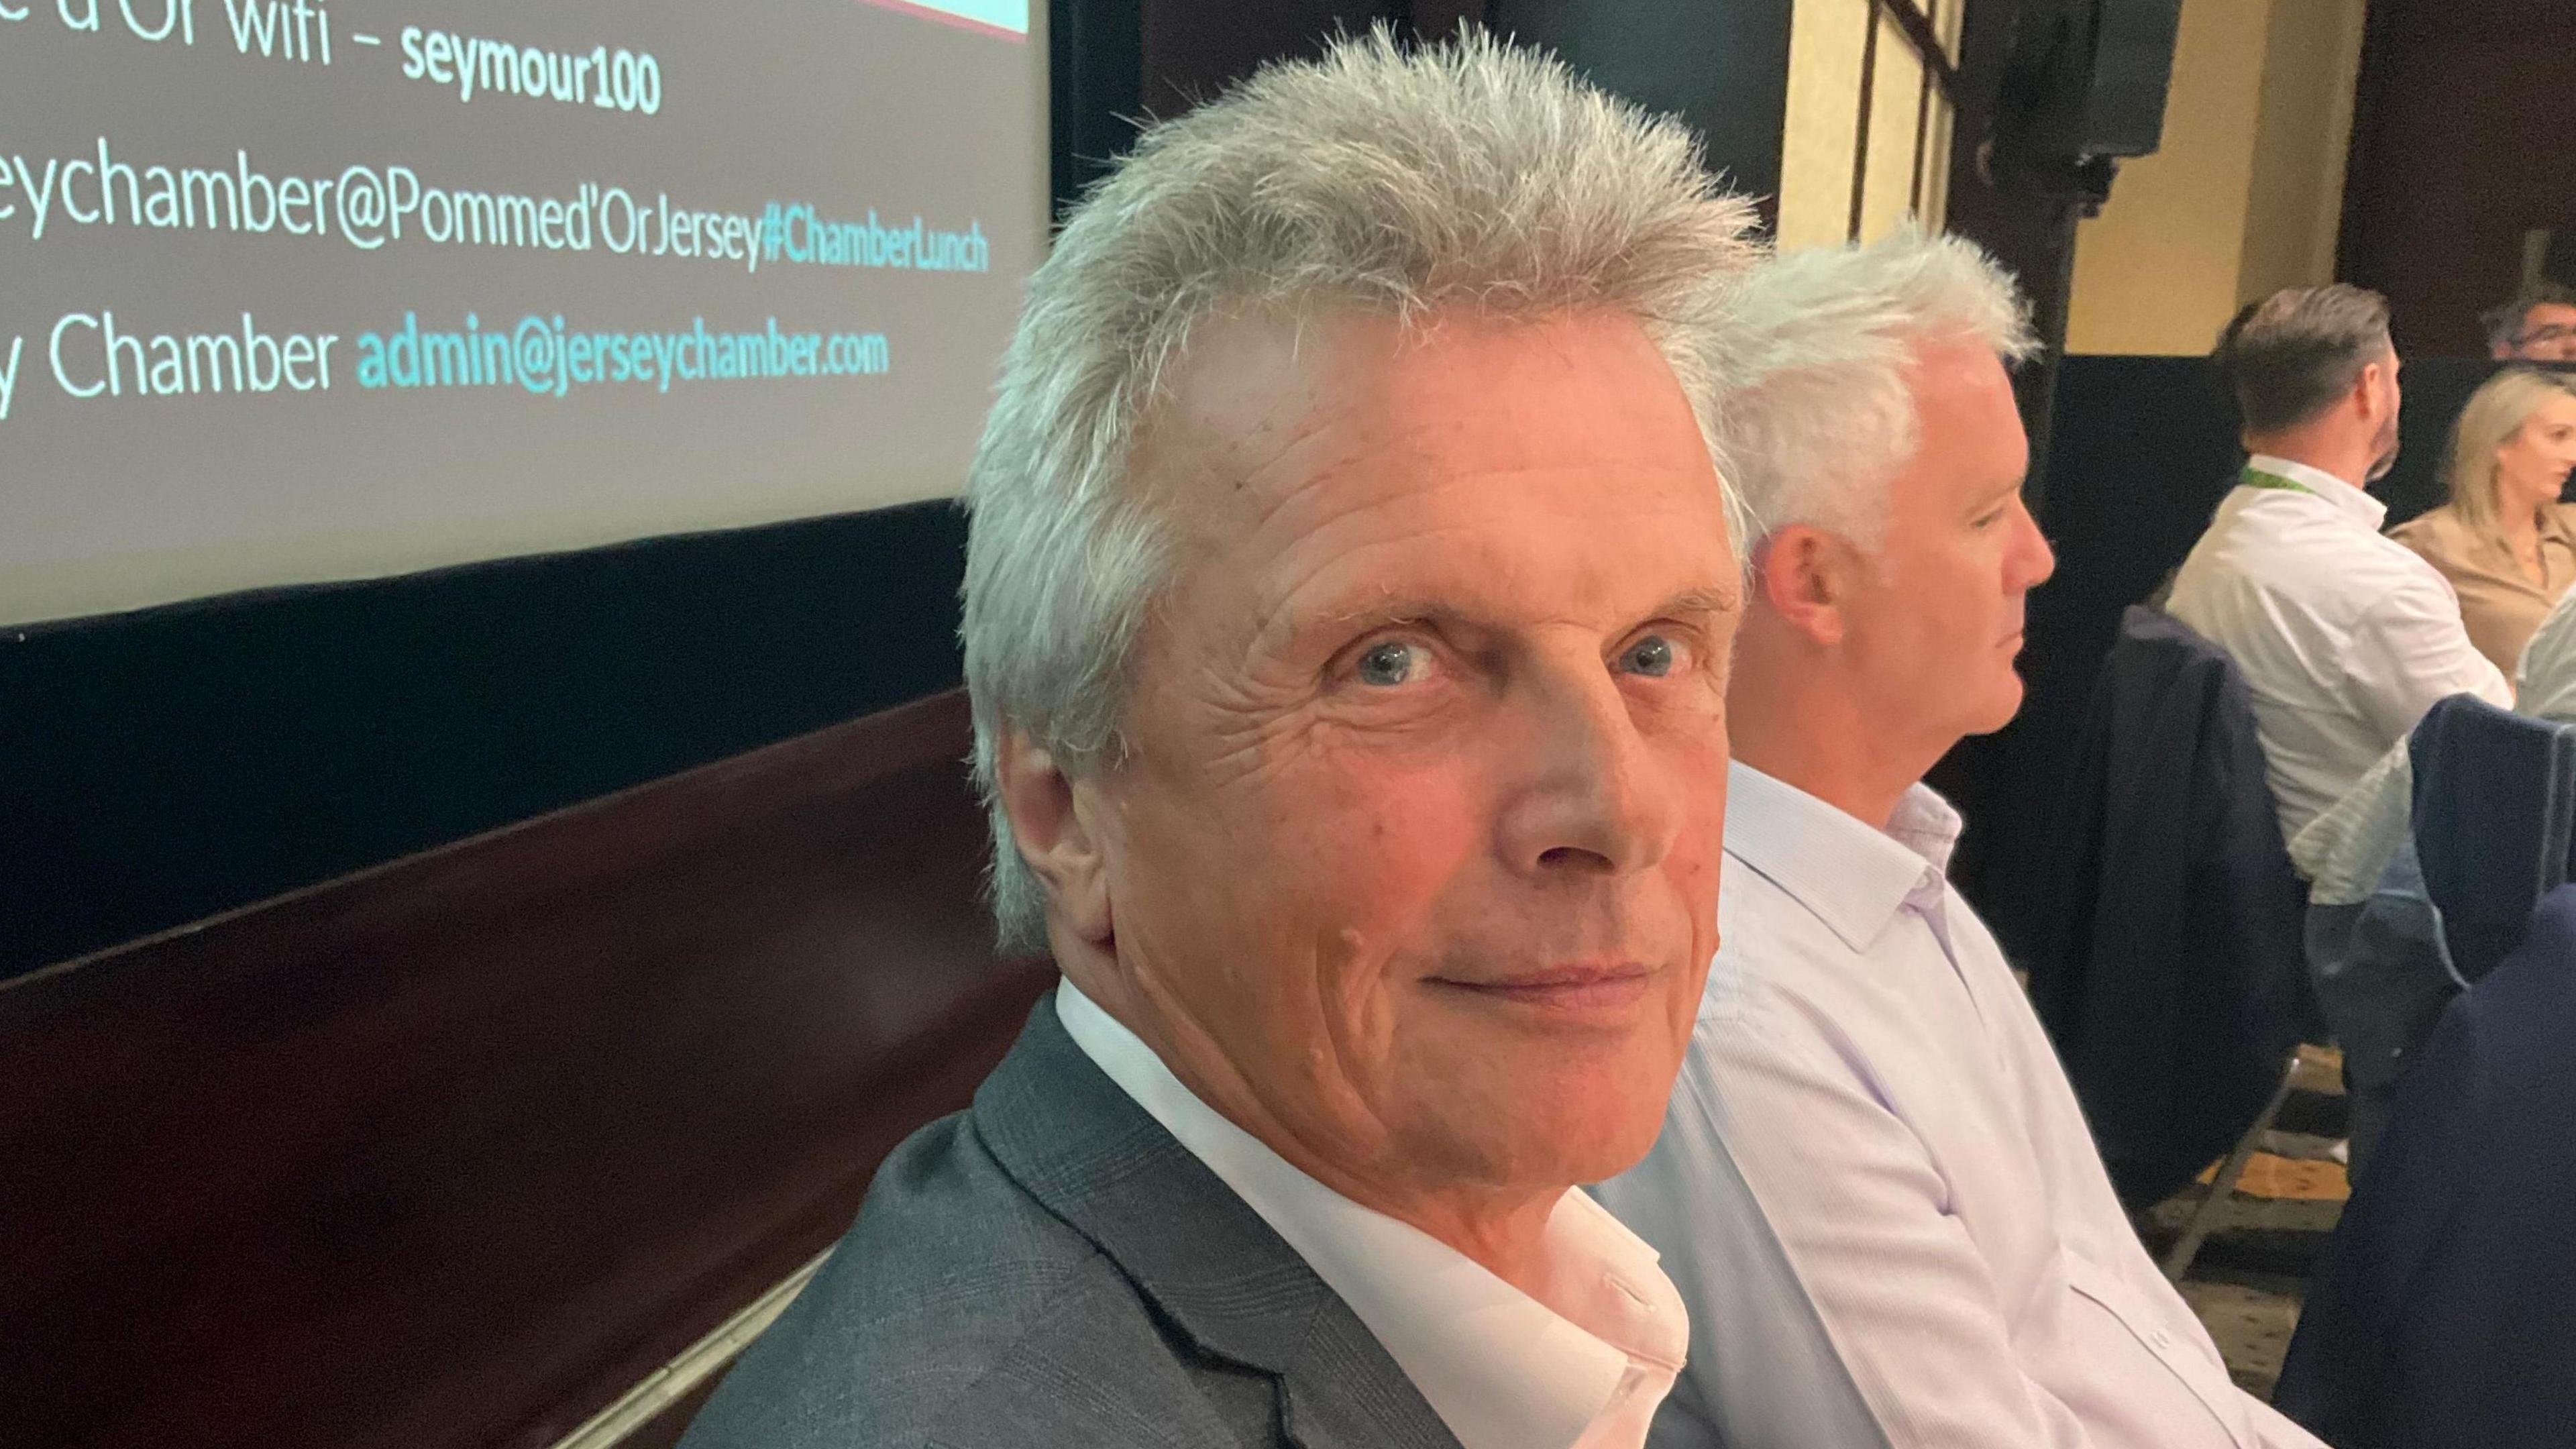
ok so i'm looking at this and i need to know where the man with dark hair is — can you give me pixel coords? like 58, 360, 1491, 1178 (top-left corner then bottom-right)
2482, 280, 2576, 362
2169, 285, 2508, 844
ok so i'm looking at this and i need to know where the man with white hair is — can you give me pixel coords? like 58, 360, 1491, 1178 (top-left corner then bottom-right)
680, 32, 1758, 1449
1595, 231, 2330, 1449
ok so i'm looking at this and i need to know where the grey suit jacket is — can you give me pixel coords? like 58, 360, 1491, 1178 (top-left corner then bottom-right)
678, 993, 1465, 1448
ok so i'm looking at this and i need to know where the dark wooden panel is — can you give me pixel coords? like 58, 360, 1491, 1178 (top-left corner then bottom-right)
0, 688, 1051, 1449
0, 500, 971, 983
2339, 0, 2576, 355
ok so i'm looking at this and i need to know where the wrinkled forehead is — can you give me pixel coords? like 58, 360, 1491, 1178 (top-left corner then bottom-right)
1129, 302, 1736, 631
1132, 303, 1713, 513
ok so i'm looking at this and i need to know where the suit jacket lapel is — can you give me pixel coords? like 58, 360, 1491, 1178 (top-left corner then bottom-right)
973, 994, 1463, 1449
1272, 1297, 1467, 1449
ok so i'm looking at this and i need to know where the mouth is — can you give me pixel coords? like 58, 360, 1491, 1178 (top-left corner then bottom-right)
1425, 962, 1656, 1016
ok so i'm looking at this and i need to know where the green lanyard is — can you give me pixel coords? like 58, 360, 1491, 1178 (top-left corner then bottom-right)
2239, 464, 2318, 498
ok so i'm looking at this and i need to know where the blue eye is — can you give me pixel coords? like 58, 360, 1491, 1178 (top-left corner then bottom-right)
1356, 640, 1420, 687
1620, 635, 1676, 678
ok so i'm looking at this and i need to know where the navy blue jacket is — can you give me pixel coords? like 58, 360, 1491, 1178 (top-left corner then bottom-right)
2274, 883, 2576, 1448
2409, 693, 2576, 981
2019, 606, 2315, 1208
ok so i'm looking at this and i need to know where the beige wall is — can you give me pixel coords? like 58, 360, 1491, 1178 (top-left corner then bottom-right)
2064, 0, 2367, 354
2239, 0, 2370, 301
1777, 0, 1964, 251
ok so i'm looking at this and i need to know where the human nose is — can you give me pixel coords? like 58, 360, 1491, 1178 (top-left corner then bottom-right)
1493, 660, 1681, 881
2008, 497, 2056, 591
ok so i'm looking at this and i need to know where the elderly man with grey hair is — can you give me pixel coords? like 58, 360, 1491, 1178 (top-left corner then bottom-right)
2168, 285, 2508, 846
1595, 231, 2329, 1449
678, 32, 1758, 1449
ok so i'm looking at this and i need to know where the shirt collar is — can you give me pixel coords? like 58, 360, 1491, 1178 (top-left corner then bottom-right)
1055, 979, 1685, 1449
2244, 453, 2387, 531
1722, 761, 1956, 954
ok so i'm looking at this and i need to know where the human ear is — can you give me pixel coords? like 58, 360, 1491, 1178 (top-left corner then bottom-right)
994, 729, 1115, 945
1754, 525, 1849, 649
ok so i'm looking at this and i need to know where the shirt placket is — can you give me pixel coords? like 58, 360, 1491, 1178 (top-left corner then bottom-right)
1896, 884, 2259, 1449
1901, 871, 2025, 1094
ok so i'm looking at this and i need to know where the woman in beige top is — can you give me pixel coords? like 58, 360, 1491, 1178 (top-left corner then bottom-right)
2390, 368, 2576, 672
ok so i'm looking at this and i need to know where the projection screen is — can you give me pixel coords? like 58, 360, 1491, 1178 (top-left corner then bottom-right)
0, 0, 1047, 626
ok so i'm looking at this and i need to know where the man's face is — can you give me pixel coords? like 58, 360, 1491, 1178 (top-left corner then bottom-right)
2515, 303, 2576, 362
1085, 306, 1737, 1209
1835, 339, 2055, 745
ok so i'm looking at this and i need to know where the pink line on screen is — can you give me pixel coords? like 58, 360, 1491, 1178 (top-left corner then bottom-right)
852, 0, 1027, 40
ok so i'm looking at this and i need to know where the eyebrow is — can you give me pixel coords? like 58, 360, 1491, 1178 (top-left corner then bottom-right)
1657, 584, 1744, 621
1285, 581, 1741, 652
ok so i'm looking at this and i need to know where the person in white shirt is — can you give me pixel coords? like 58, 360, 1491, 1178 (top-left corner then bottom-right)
1594, 230, 2329, 1449
685, 34, 1760, 1449
2167, 285, 2510, 843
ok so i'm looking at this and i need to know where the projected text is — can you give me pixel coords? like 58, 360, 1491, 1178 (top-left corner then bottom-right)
0, 0, 1045, 627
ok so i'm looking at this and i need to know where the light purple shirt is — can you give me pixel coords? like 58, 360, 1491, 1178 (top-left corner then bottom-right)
1595, 763, 2327, 1449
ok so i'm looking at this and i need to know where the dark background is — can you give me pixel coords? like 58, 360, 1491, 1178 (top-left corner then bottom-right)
2339, 0, 2576, 357
0, 502, 971, 977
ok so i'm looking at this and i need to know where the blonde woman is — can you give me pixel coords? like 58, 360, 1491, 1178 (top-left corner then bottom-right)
2391, 368, 2576, 671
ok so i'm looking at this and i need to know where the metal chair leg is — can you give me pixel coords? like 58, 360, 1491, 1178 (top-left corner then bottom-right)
2162, 1051, 2302, 1282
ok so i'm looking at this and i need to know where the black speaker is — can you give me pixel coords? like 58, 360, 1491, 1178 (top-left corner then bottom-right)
1995, 0, 2183, 163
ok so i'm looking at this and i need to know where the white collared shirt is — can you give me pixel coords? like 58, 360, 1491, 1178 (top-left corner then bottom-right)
1595, 764, 2327, 1449
1057, 979, 1688, 1449
2167, 453, 2509, 841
